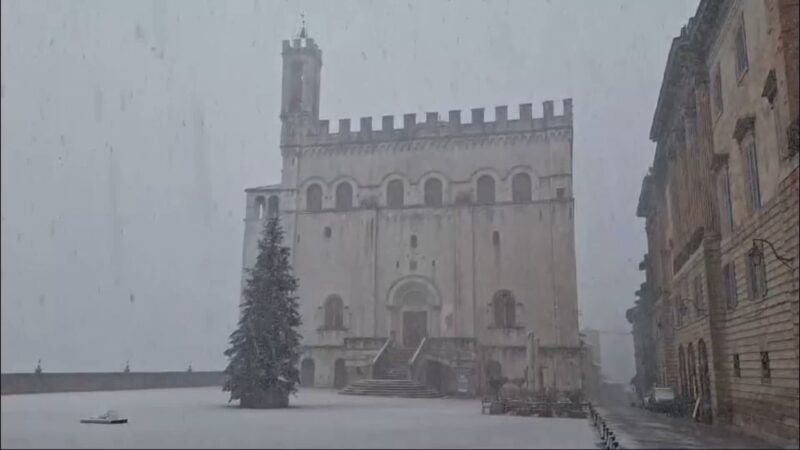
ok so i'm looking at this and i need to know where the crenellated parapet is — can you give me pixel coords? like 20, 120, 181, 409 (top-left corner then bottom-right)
283, 99, 573, 147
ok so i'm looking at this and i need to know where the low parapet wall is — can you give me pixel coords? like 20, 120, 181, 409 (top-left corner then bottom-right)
1, 371, 225, 395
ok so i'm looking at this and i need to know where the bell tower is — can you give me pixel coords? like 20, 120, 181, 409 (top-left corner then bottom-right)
280, 22, 322, 148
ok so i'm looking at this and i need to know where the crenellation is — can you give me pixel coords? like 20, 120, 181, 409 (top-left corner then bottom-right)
519, 103, 533, 121
471, 108, 484, 124
339, 118, 351, 135
294, 99, 573, 147
382, 115, 394, 131
495, 106, 508, 124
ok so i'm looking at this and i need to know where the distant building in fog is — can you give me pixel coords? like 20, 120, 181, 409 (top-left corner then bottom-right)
240, 31, 581, 396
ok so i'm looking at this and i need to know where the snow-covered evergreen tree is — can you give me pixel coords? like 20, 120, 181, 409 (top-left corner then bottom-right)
223, 217, 302, 408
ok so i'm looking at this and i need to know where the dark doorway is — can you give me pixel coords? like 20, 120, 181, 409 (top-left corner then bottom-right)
300, 358, 315, 387
333, 358, 348, 389
402, 311, 427, 348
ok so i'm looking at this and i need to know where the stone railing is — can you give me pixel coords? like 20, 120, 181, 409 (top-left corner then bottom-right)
370, 337, 393, 379
1, 371, 225, 395
409, 337, 429, 380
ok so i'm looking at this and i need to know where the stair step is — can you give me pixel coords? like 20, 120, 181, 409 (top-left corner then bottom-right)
339, 378, 441, 398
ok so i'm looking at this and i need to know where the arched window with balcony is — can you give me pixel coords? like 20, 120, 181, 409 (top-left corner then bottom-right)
511, 172, 532, 203
306, 184, 322, 212
424, 178, 443, 207
492, 290, 516, 328
323, 295, 344, 330
335, 182, 353, 211
476, 175, 495, 204
387, 179, 404, 208
254, 195, 266, 219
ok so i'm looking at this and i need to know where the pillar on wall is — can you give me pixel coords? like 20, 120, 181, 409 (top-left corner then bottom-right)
527, 332, 540, 393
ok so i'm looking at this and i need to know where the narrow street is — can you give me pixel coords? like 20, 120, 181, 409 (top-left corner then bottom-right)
594, 404, 785, 449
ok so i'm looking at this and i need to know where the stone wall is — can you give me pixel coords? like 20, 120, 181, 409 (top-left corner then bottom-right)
1, 371, 224, 395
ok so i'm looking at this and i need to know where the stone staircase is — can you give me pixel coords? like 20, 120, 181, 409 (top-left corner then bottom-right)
338, 379, 440, 398
339, 346, 441, 398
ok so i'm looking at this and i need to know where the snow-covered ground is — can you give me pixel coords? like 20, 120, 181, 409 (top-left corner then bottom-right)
1, 387, 596, 448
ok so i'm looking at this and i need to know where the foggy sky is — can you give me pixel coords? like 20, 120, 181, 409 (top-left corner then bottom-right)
1, 0, 698, 373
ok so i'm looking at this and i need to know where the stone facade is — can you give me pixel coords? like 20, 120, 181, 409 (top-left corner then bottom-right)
240, 34, 582, 397
631, 0, 799, 444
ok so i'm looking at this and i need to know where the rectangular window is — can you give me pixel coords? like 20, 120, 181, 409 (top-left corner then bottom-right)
733, 354, 741, 378
723, 263, 738, 308
744, 140, 761, 211
693, 276, 704, 315
712, 63, 723, 117
747, 251, 768, 300
719, 166, 734, 233
760, 351, 771, 383
735, 15, 749, 79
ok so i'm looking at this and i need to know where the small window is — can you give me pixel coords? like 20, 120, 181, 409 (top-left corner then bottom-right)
476, 175, 495, 204
511, 173, 532, 202
723, 263, 738, 308
307, 184, 323, 212
747, 249, 768, 299
387, 179, 404, 208
712, 63, 723, 117
733, 354, 741, 378
410, 235, 417, 248
324, 226, 331, 239
492, 231, 500, 246
556, 188, 565, 199
254, 196, 266, 219
424, 178, 443, 207
735, 15, 749, 79
760, 351, 771, 383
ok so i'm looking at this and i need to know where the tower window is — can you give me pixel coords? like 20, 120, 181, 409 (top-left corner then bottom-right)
511, 173, 532, 202
492, 231, 500, 246
476, 175, 495, 204
289, 61, 304, 112
387, 179, 404, 208
267, 195, 279, 218
254, 196, 266, 219
306, 184, 322, 212
556, 188, 565, 199
424, 178, 443, 207
410, 235, 417, 248
324, 227, 331, 238
323, 295, 344, 330
492, 290, 516, 328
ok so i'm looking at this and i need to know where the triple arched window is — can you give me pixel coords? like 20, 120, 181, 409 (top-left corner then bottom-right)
492, 290, 516, 328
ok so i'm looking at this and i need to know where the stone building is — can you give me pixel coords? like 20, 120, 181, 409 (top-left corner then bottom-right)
631, 0, 799, 444
240, 32, 582, 397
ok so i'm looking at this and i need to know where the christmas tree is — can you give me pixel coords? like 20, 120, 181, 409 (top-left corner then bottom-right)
223, 217, 302, 408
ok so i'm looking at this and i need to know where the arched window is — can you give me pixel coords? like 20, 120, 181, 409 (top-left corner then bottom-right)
511, 173, 532, 203
424, 178, 443, 207
324, 295, 344, 330
476, 175, 495, 204
254, 196, 266, 219
698, 340, 710, 401
492, 290, 516, 328
335, 182, 353, 211
306, 184, 322, 212
267, 195, 279, 218
387, 179, 404, 208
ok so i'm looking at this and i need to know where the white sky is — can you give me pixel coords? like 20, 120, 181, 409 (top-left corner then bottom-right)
1, 0, 698, 373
